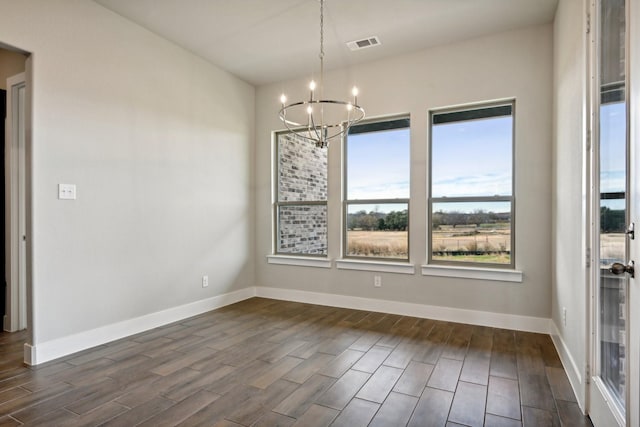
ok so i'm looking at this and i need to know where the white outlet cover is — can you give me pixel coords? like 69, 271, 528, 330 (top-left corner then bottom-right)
58, 184, 77, 200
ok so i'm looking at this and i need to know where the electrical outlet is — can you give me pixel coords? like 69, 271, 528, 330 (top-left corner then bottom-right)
202, 275, 209, 288
562, 307, 567, 326
374, 275, 382, 287
58, 183, 77, 200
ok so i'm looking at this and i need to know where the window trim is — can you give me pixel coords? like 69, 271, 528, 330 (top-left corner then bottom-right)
343, 115, 411, 262
420, 264, 523, 282
273, 129, 329, 258
267, 254, 332, 268
427, 99, 516, 269
336, 258, 416, 274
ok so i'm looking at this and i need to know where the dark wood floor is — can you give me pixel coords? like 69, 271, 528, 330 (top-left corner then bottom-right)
0, 298, 592, 426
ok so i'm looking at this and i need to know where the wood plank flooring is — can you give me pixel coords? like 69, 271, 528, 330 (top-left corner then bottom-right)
0, 298, 593, 426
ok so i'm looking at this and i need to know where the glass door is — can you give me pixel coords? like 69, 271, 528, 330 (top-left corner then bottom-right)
589, 0, 634, 425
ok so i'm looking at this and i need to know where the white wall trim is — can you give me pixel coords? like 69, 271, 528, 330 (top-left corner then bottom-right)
23, 343, 36, 366
28, 285, 558, 366
336, 259, 416, 274
549, 321, 585, 411
23, 343, 35, 365
421, 264, 523, 283
266, 255, 332, 268
255, 286, 550, 334
27, 287, 256, 365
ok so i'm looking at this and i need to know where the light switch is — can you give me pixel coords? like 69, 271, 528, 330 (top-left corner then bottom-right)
58, 184, 77, 200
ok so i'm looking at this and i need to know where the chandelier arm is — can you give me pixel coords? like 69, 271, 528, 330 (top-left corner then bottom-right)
279, 100, 365, 142
308, 111, 320, 142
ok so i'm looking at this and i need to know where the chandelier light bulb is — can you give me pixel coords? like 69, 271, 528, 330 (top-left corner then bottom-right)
307, 106, 313, 115
351, 86, 359, 97
280, 94, 287, 104
346, 103, 353, 111
309, 80, 317, 91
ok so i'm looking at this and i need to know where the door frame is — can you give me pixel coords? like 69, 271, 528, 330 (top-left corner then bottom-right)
627, 0, 639, 424
586, 0, 638, 424
4, 71, 26, 332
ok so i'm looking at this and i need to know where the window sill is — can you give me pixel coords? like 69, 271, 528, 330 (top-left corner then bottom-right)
266, 255, 332, 268
336, 259, 416, 274
421, 264, 523, 283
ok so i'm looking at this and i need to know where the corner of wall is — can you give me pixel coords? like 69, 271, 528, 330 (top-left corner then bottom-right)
550, 320, 586, 411
23, 343, 35, 366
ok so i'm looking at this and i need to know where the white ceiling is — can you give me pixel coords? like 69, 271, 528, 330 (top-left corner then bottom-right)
94, 0, 559, 86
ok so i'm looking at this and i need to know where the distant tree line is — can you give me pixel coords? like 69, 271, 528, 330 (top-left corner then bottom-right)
432, 210, 510, 228
348, 210, 408, 231
348, 209, 515, 231
600, 206, 625, 233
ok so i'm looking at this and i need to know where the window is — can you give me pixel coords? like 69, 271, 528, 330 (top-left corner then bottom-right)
274, 130, 327, 256
344, 117, 410, 260
429, 101, 515, 267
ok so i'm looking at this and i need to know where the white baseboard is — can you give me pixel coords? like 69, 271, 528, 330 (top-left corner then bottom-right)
28, 286, 556, 366
255, 286, 551, 334
23, 343, 35, 365
28, 287, 255, 365
549, 321, 585, 411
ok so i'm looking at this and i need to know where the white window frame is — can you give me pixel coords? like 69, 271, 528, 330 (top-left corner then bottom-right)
343, 116, 411, 262
273, 129, 328, 258
428, 100, 516, 269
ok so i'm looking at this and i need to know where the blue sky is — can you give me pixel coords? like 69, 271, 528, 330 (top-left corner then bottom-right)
346, 105, 625, 214
347, 203, 408, 215
600, 102, 626, 210
432, 116, 512, 198
346, 116, 514, 214
347, 128, 410, 201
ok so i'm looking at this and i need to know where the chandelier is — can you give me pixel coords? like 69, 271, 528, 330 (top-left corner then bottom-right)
278, 0, 365, 148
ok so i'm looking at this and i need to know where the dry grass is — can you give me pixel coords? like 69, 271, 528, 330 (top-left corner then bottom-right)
432, 225, 511, 253
347, 228, 512, 264
432, 225, 511, 264
600, 233, 625, 261
347, 231, 408, 258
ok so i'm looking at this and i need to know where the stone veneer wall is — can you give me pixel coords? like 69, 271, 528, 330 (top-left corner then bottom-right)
277, 132, 328, 254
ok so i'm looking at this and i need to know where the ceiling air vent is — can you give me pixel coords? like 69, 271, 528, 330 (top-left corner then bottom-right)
346, 36, 381, 51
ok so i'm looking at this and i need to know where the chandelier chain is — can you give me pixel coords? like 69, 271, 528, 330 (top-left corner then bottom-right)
319, 0, 325, 88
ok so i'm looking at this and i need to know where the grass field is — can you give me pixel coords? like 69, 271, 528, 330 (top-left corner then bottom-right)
600, 233, 625, 261
347, 227, 511, 264
432, 225, 511, 251
347, 231, 408, 258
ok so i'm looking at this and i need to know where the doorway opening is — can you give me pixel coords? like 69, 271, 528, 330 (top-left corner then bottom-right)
5, 70, 27, 332
1, 45, 29, 344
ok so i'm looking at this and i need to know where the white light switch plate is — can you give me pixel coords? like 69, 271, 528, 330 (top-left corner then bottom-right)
58, 184, 77, 200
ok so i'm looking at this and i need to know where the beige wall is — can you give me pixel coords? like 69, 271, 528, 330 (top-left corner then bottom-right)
551, 0, 588, 409
256, 24, 554, 319
0, 48, 26, 90
0, 0, 255, 354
